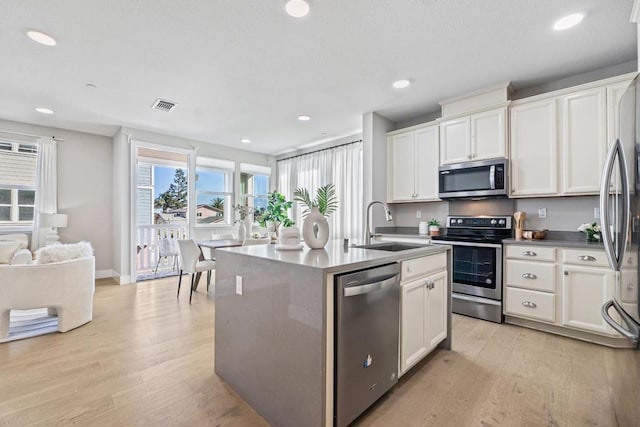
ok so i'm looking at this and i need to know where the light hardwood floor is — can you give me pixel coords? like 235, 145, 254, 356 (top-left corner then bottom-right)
0, 277, 638, 426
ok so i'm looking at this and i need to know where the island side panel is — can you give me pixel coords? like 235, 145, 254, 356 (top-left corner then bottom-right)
215, 250, 326, 427
438, 247, 453, 350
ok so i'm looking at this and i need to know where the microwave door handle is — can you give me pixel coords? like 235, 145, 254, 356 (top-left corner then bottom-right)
489, 165, 496, 190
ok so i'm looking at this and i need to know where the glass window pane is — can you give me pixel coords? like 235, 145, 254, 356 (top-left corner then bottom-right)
0, 206, 10, 221
18, 144, 37, 154
254, 175, 269, 195
196, 169, 226, 192
18, 190, 35, 205
254, 196, 268, 211
196, 194, 231, 225
0, 189, 10, 204
19, 206, 34, 221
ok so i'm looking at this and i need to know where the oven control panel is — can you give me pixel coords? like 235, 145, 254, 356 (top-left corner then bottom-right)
447, 216, 512, 229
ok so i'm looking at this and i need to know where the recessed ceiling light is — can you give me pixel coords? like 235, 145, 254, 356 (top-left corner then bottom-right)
35, 107, 54, 114
285, 0, 310, 18
241, 139, 252, 143
553, 13, 584, 31
298, 115, 311, 121
392, 79, 411, 89
26, 30, 56, 46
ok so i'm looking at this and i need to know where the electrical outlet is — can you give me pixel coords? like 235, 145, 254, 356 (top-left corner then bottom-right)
416, 210, 422, 219
594, 207, 600, 219
538, 208, 547, 219
235, 275, 243, 295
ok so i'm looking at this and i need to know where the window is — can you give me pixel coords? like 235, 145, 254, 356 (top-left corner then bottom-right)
0, 140, 37, 225
196, 157, 235, 225
240, 163, 271, 221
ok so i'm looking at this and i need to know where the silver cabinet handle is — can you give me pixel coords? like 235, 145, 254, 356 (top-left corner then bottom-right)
426, 279, 434, 290
577, 255, 596, 262
522, 273, 537, 279
522, 251, 537, 257
522, 301, 537, 308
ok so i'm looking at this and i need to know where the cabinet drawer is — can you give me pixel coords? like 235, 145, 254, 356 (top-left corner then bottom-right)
506, 260, 556, 292
402, 252, 447, 281
505, 287, 555, 323
622, 253, 637, 269
505, 245, 556, 262
562, 249, 608, 267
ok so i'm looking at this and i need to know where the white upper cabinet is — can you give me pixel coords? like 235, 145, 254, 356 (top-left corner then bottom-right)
387, 123, 439, 202
510, 98, 559, 197
471, 108, 507, 161
561, 87, 607, 194
509, 74, 635, 198
414, 126, 440, 201
440, 107, 507, 165
440, 117, 470, 164
388, 132, 415, 201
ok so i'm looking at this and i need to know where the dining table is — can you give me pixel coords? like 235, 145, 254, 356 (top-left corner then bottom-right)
194, 239, 244, 290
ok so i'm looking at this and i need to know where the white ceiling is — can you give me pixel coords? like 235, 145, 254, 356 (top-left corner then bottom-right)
0, 0, 636, 155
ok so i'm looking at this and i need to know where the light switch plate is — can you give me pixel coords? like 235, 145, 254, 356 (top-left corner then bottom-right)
235, 275, 243, 295
594, 207, 600, 219
538, 208, 547, 219
416, 210, 422, 219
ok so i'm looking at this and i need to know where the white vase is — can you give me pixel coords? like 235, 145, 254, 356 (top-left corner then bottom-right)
302, 207, 330, 249
237, 221, 247, 242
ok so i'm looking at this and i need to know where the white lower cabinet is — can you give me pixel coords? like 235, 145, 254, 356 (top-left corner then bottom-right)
505, 245, 622, 342
561, 264, 616, 335
399, 257, 447, 376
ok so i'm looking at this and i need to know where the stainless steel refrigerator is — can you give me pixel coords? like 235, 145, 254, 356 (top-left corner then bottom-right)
600, 74, 640, 346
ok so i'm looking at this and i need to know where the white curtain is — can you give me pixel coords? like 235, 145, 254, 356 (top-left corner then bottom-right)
31, 137, 58, 250
277, 141, 363, 240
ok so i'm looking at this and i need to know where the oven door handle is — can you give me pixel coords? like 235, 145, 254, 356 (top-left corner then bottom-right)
432, 240, 502, 249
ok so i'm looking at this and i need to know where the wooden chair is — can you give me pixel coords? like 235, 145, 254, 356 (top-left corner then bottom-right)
177, 240, 215, 304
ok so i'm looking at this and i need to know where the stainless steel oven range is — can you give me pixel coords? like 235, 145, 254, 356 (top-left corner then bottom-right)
431, 215, 512, 323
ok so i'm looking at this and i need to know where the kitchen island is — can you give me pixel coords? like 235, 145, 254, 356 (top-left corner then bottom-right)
214, 239, 451, 427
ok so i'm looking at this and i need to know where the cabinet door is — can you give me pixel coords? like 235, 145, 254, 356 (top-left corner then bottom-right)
607, 81, 633, 148
388, 132, 416, 202
414, 126, 439, 201
561, 88, 607, 194
562, 265, 618, 336
426, 270, 447, 351
510, 99, 559, 196
471, 108, 506, 161
440, 117, 470, 164
400, 278, 428, 375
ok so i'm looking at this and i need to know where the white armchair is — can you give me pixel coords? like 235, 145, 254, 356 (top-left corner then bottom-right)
0, 256, 95, 338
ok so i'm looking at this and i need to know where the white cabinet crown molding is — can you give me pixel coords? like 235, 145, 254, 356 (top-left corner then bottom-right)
386, 119, 440, 136
510, 72, 638, 107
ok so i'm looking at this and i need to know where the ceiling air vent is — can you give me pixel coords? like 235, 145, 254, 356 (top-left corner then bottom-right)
151, 98, 177, 112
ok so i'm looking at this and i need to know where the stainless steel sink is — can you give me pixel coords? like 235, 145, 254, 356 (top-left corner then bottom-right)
352, 242, 428, 252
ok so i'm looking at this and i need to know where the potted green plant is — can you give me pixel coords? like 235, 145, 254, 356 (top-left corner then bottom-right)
428, 218, 441, 236
293, 184, 338, 249
258, 191, 295, 238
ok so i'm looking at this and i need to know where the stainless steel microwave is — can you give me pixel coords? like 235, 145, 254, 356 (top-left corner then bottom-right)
438, 158, 508, 199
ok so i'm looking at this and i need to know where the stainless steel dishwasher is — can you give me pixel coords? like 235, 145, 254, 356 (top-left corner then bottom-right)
334, 262, 401, 427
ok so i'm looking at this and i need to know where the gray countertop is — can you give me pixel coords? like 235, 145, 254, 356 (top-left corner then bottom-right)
503, 231, 604, 249
219, 238, 449, 273
377, 228, 607, 250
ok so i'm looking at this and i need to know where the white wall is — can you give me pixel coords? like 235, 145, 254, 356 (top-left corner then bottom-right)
0, 119, 114, 273
112, 126, 277, 283
363, 112, 395, 230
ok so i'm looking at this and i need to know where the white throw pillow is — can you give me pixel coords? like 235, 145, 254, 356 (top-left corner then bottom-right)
34, 241, 94, 264
0, 233, 29, 249
0, 241, 22, 264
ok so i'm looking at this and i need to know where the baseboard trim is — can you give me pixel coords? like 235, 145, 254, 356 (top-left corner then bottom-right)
95, 269, 114, 279
117, 275, 132, 285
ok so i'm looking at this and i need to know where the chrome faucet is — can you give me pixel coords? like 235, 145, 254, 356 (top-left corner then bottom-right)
364, 200, 393, 245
